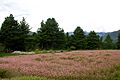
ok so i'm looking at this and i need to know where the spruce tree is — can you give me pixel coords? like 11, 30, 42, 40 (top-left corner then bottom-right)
19, 17, 30, 51
103, 34, 113, 49
0, 14, 19, 50
0, 14, 30, 51
86, 31, 100, 49
37, 18, 65, 50
73, 26, 86, 49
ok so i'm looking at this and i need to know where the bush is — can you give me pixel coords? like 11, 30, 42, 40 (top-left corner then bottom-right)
70, 46, 76, 50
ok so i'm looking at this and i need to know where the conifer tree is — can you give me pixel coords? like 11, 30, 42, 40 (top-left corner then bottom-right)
73, 26, 86, 49
0, 14, 30, 51
86, 31, 100, 49
37, 18, 65, 50
103, 34, 113, 49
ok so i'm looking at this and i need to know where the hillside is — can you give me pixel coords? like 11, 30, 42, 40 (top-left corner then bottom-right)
68, 30, 120, 42
103, 30, 120, 42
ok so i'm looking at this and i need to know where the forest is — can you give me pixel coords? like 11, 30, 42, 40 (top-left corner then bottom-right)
0, 14, 120, 52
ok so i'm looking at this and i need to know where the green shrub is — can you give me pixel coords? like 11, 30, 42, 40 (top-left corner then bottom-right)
0, 53, 18, 57
34, 49, 41, 54
70, 46, 76, 50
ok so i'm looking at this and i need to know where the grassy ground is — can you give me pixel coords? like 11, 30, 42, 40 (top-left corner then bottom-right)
0, 50, 120, 80
10, 76, 54, 80
0, 53, 18, 57
1, 65, 120, 80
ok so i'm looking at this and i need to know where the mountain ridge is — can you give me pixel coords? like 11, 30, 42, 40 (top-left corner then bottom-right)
68, 30, 120, 42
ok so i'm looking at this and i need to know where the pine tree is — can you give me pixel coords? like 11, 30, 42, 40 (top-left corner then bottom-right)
19, 17, 30, 51
103, 34, 113, 49
19, 17, 30, 36
86, 31, 100, 49
0, 14, 30, 51
37, 18, 65, 50
0, 14, 19, 50
69, 35, 77, 50
73, 26, 86, 49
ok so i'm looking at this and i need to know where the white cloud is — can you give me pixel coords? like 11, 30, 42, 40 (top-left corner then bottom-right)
0, 0, 120, 32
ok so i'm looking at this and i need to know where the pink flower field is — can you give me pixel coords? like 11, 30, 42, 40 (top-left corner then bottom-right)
0, 50, 120, 79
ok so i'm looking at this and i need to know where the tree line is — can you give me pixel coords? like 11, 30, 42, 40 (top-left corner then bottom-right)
0, 14, 120, 51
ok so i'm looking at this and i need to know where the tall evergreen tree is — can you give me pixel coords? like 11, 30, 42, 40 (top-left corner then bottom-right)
86, 31, 100, 49
19, 17, 30, 51
19, 17, 30, 36
103, 34, 113, 49
0, 14, 30, 51
37, 18, 65, 50
73, 26, 86, 49
69, 35, 77, 50
0, 14, 19, 50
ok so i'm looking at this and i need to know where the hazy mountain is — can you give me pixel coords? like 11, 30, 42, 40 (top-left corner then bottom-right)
68, 32, 74, 36
68, 30, 120, 43
103, 30, 120, 42
97, 32, 106, 37
67, 31, 106, 36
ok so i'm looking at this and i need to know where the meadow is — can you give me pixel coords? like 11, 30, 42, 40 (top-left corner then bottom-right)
0, 50, 120, 80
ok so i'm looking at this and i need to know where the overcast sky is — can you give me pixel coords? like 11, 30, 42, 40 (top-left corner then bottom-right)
0, 0, 120, 32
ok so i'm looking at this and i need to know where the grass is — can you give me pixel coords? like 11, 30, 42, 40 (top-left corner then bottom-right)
35, 49, 65, 54
0, 64, 120, 80
0, 69, 54, 80
0, 50, 120, 80
0, 69, 22, 79
10, 76, 54, 80
51, 64, 120, 80
8, 67, 120, 80
0, 53, 18, 57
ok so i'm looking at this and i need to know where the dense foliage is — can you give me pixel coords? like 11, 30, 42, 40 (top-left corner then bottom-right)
37, 18, 65, 50
0, 14, 120, 51
103, 34, 113, 49
0, 14, 30, 51
86, 31, 100, 49
117, 33, 120, 49
73, 27, 86, 49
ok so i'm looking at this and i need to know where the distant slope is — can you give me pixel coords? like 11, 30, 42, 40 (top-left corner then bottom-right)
97, 32, 106, 37
103, 30, 120, 42
68, 32, 74, 36
68, 30, 120, 43
68, 31, 106, 36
